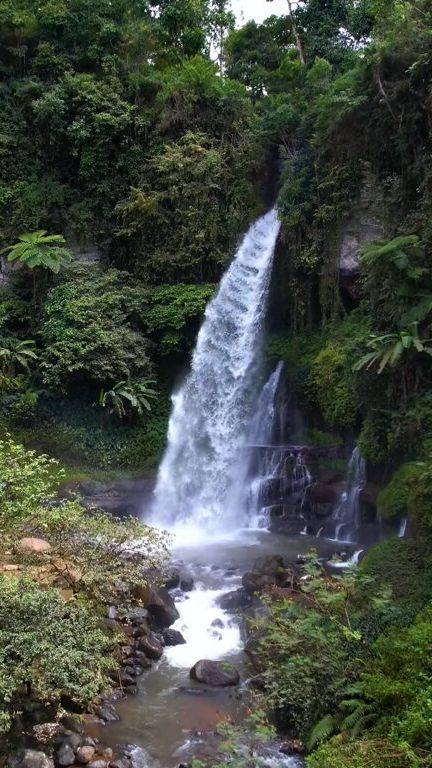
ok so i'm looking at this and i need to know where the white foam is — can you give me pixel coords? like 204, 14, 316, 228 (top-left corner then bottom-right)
165, 584, 243, 668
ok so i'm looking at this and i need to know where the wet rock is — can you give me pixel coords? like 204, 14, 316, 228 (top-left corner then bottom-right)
17, 537, 51, 554
119, 671, 136, 687
76, 747, 96, 764
162, 629, 186, 646
190, 660, 240, 687
217, 588, 252, 611
137, 632, 163, 660
97, 703, 120, 723
126, 608, 148, 624
107, 606, 118, 620
61, 733, 82, 752
280, 739, 305, 755
124, 685, 138, 695
180, 577, 194, 592
8, 752, 54, 768
210, 619, 224, 629
82, 739, 97, 749
101, 750, 113, 761
135, 585, 179, 628
242, 572, 273, 594
110, 761, 129, 768
131, 651, 152, 668
164, 570, 180, 589
89, 761, 107, 768
56, 745, 75, 767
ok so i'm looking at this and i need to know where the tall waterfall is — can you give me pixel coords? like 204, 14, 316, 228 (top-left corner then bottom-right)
152, 209, 280, 528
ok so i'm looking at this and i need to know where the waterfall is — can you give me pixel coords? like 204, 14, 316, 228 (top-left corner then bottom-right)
248, 362, 284, 445
152, 209, 280, 529
398, 518, 407, 538
333, 446, 366, 542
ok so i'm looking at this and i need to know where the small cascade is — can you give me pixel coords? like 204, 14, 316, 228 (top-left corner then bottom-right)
332, 446, 366, 542
246, 445, 311, 530
398, 518, 408, 538
237, 362, 311, 531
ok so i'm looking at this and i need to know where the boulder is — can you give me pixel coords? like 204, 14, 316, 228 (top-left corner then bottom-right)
126, 608, 148, 625
217, 588, 252, 611
164, 570, 180, 589
17, 537, 51, 555
76, 747, 96, 765
8, 752, 54, 768
137, 632, 163, 660
135, 585, 179, 628
56, 745, 75, 767
162, 629, 186, 646
180, 577, 194, 592
131, 651, 152, 669
190, 660, 240, 687
89, 761, 107, 768
97, 703, 120, 723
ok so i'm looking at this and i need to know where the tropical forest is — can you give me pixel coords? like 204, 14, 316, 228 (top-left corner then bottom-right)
0, 1, 432, 768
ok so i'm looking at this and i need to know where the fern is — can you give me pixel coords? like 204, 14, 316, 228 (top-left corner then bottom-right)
307, 714, 337, 750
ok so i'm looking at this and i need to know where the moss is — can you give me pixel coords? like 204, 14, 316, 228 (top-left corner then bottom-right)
377, 463, 420, 521
308, 343, 357, 428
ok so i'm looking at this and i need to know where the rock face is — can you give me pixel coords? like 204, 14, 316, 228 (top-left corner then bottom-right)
17, 537, 51, 554
338, 166, 384, 298
190, 660, 240, 687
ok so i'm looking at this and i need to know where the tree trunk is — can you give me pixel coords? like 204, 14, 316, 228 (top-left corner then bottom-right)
286, 0, 305, 67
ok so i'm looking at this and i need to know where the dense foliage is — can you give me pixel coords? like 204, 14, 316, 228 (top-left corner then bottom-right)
2, 0, 432, 765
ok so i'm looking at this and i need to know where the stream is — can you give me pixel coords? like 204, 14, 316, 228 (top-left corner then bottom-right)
98, 209, 384, 766
102, 530, 352, 767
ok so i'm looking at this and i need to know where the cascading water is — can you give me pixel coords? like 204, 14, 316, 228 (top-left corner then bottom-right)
333, 446, 366, 542
152, 209, 280, 530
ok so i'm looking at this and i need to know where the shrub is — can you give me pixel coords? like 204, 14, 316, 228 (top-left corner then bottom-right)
0, 576, 114, 733
307, 738, 417, 768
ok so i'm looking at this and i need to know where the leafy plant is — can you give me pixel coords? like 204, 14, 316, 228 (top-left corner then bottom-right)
2, 230, 72, 274
99, 379, 157, 421
0, 338, 37, 377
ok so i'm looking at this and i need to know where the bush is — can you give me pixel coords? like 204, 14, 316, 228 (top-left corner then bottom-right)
0, 576, 114, 733
307, 738, 417, 768
361, 538, 432, 620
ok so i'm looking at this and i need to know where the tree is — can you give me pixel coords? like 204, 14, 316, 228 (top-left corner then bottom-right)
267, 0, 305, 66
1, 230, 72, 307
0, 338, 37, 378
2, 230, 72, 273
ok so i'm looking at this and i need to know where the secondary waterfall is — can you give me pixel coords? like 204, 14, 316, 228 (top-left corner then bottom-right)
152, 209, 280, 529
333, 446, 366, 541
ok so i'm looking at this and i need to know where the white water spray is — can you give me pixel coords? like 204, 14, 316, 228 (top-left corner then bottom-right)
152, 209, 280, 529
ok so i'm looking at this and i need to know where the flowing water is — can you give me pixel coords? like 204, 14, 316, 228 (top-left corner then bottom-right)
105, 212, 369, 766
151, 208, 280, 529
332, 446, 366, 542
